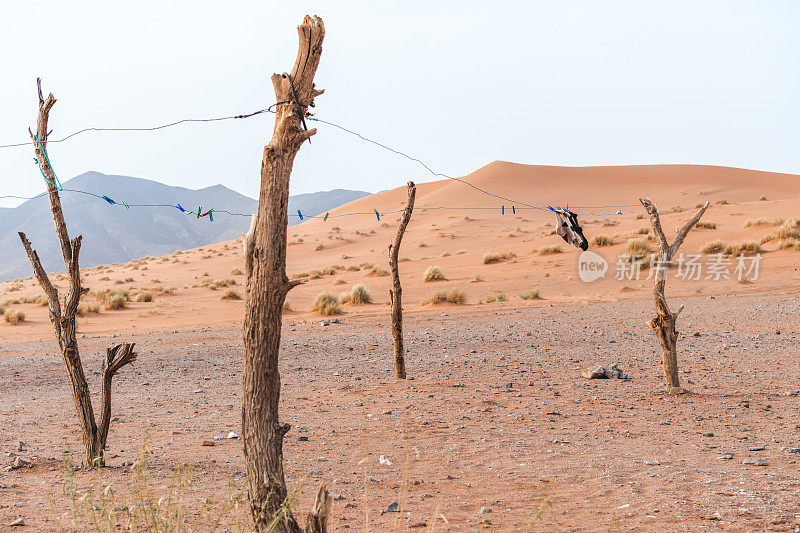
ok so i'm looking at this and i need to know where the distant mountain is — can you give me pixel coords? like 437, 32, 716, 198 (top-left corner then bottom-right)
0, 172, 369, 281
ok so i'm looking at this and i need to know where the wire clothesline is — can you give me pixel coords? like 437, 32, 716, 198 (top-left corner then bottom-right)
0, 104, 644, 219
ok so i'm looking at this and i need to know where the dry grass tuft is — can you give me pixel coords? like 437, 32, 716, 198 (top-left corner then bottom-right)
694, 221, 717, 230
423, 289, 466, 305
365, 267, 388, 277
136, 292, 153, 303
4, 309, 25, 325
519, 289, 541, 300
221, 290, 242, 300
423, 265, 447, 282
483, 251, 517, 264
590, 235, 614, 246
94, 289, 129, 310
538, 246, 562, 256
700, 240, 762, 256
340, 284, 372, 305
626, 238, 650, 256
312, 292, 342, 315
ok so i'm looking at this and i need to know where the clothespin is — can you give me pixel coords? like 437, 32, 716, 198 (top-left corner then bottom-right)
175, 204, 185, 212
501, 205, 505, 215
197, 206, 202, 218
121, 200, 129, 209
208, 209, 214, 222
616, 209, 622, 215
298, 210, 303, 221
374, 209, 380, 221
102, 195, 116, 205
323, 212, 329, 221
512, 206, 516, 215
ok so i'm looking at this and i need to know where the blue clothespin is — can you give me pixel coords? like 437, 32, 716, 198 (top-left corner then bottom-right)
176, 204, 185, 212
102, 195, 116, 205
374, 209, 380, 221
512, 206, 516, 215
501, 205, 505, 215
298, 210, 303, 221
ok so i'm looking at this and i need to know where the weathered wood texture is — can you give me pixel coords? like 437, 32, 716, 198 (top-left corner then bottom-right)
639, 198, 709, 389
388, 182, 416, 379
241, 16, 329, 532
17, 79, 137, 467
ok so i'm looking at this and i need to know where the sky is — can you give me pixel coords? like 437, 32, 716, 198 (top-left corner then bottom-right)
0, 1, 798, 208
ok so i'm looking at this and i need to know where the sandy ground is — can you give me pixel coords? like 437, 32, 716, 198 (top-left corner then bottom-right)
1, 163, 799, 531
1, 293, 800, 531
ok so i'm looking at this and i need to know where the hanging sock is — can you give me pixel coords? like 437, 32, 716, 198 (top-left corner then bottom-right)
102, 195, 116, 205
549, 206, 588, 251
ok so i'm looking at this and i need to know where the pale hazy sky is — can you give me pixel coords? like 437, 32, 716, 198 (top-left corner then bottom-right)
1, 1, 797, 208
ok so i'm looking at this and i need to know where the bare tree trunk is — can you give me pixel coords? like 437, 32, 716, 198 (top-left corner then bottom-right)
388, 182, 416, 379
17, 79, 136, 467
639, 198, 709, 391
242, 16, 329, 532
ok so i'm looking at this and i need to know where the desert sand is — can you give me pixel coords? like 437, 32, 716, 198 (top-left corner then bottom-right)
1, 162, 799, 530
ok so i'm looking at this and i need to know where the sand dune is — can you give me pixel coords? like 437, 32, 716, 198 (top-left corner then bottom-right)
1, 162, 798, 342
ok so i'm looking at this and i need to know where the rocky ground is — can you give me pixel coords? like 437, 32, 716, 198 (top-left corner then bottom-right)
1, 292, 799, 531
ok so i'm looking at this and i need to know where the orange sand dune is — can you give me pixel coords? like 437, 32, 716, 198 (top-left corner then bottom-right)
1, 162, 798, 343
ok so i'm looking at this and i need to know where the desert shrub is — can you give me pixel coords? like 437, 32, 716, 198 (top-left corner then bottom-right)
590, 235, 614, 246
637, 227, 650, 235
4, 309, 25, 324
283, 300, 293, 311
483, 251, 516, 264
230, 268, 243, 275
777, 239, 800, 250
519, 289, 541, 300
777, 218, 800, 240
423, 289, 466, 305
694, 221, 717, 230
484, 295, 497, 303
496, 293, 508, 301
744, 217, 783, 228
716, 199, 729, 205
538, 246, 562, 256
341, 284, 372, 305
76, 302, 101, 316
95, 289, 129, 310
470, 273, 483, 283
365, 267, 388, 277
423, 265, 446, 282
626, 238, 650, 256
440, 251, 451, 258
334, 278, 346, 286
700, 240, 761, 256
221, 290, 242, 300
136, 292, 153, 303
20, 294, 48, 306
312, 292, 342, 315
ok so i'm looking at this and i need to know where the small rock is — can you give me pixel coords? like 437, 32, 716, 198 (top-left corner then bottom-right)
701, 432, 714, 437
9, 518, 24, 527
201, 440, 215, 447
298, 436, 309, 442
379, 455, 392, 466
716, 453, 734, 460
386, 501, 400, 513
788, 448, 800, 454
368, 476, 381, 483
748, 445, 766, 451
741, 458, 768, 466
478, 506, 492, 514
582, 367, 606, 379
317, 457, 327, 462
226, 432, 238, 439
644, 460, 660, 466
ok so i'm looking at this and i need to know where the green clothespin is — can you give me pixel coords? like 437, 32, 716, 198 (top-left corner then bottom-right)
121, 200, 129, 209
208, 209, 214, 222
324, 212, 329, 221
197, 206, 202, 218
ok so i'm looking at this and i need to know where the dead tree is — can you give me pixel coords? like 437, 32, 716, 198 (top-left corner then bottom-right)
639, 198, 709, 390
18, 79, 137, 467
388, 182, 416, 379
242, 16, 330, 532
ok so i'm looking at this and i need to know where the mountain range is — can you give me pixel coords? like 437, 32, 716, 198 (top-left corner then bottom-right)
0, 172, 369, 281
